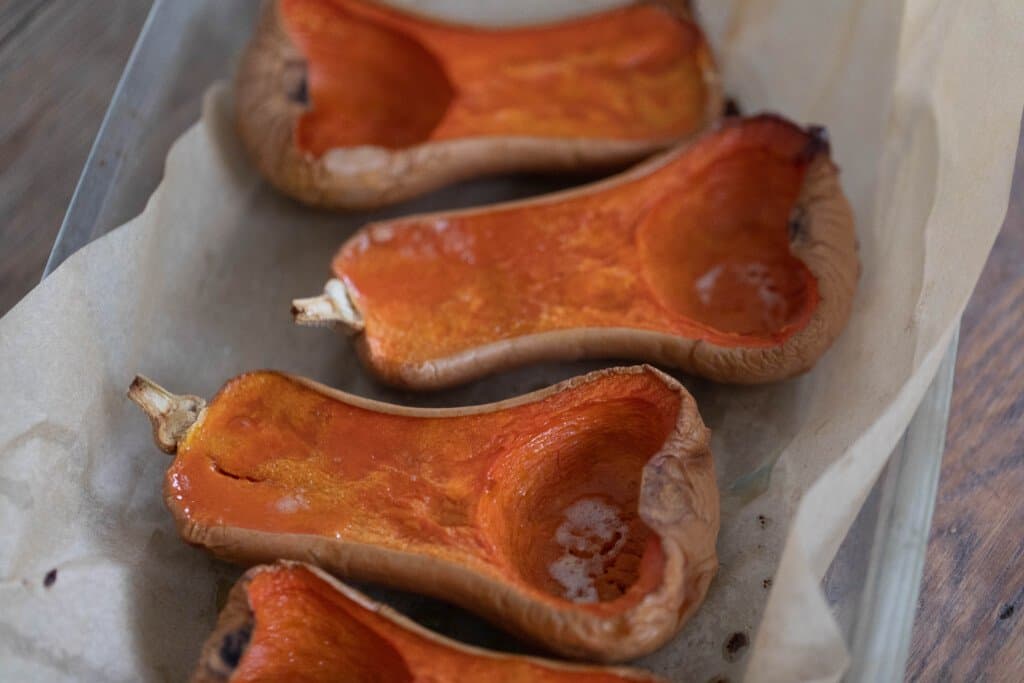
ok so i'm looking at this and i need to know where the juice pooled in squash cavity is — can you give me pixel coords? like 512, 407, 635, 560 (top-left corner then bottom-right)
170, 370, 680, 607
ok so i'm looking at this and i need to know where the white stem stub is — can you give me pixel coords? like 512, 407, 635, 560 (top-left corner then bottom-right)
128, 375, 206, 454
291, 278, 364, 334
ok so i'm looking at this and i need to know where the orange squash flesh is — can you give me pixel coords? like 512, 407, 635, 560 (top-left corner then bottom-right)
197, 564, 662, 682
333, 116, 821, 372
171, 370, 677, 610
281, 0, 714, 154
133, 366, 718, 660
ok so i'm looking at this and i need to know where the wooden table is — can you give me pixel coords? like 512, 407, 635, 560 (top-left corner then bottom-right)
904, 136, 1024, 681
1, 2, 1021, 679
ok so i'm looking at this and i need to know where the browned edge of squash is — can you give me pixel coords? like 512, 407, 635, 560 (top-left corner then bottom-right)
233, 0, 722, 210
294, 116, 858, 390
191, 562, 667, 682
130, 365, 719, 662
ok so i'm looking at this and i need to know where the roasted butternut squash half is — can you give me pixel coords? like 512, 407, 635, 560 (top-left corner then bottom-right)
193, 562, 664, 682
129, 366, 717, 661
236, 0, 721, 209
293, 115, 858, 389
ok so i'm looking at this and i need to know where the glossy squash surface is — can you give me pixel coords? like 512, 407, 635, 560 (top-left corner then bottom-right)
195, 564, 662, 682
281, 0, 714, 153
314, 115, 857, 388
133, 366, 718, 661
173, 370, 676, 607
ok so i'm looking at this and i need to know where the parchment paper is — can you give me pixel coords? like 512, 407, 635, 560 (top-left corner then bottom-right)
1, 1, 1021, 681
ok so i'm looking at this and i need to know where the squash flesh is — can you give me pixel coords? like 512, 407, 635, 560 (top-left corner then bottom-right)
280, 0, 713, 153
229, 565, 654, 682
169, 371, 679, 609
333, 117, 820, 370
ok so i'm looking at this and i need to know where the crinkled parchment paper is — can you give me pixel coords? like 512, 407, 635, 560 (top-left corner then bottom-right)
1, 1, 1021, 681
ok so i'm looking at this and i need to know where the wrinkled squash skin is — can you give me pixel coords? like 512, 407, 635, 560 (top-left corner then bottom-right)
235, 0, 721, 208
192, 563, 666, 682
131, 366, 718, 661
304, 115, 857, 389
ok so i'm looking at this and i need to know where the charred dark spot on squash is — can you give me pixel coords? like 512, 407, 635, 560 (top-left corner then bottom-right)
43, 568, 57, 588
798, 124, 830, 163
292, 77, 309, 105
219, 623, 252, 670
722, 631, 749, 662
788, 206, 807, 244
284, 59, 309, 106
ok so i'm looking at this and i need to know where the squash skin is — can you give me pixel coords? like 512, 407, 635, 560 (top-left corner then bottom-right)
191, 562, 665, 682
302, 115, 858, 389
234, 0, 721, 210
133, 366, 718, 662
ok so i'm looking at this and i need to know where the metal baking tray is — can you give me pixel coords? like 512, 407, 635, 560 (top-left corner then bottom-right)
45, 1, 959, 680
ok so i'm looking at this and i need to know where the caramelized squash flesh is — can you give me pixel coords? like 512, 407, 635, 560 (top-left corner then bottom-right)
133, 366, 717, 660
237, 568, 415, 682
171, 371, 678, 607
198, 564, 661, 682
281, 0, 714, 153
333, 117, 821, 370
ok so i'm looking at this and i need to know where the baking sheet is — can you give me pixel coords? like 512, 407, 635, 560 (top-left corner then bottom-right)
1, 1, 1022, 682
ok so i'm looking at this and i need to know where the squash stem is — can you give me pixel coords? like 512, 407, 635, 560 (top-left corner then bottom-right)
128, 375, 206, 454
291, 278, 364, 333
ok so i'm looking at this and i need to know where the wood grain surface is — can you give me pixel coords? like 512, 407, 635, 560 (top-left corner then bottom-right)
905, 131, 1024, 682
0, 0, 152, 315
0, 2, 1021, 680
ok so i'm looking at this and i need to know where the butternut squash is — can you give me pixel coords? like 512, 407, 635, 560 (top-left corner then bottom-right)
293, 115, 858, 389
128, 366, 717, 661
193, 562, 664, 682
235, 0, 721, 209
